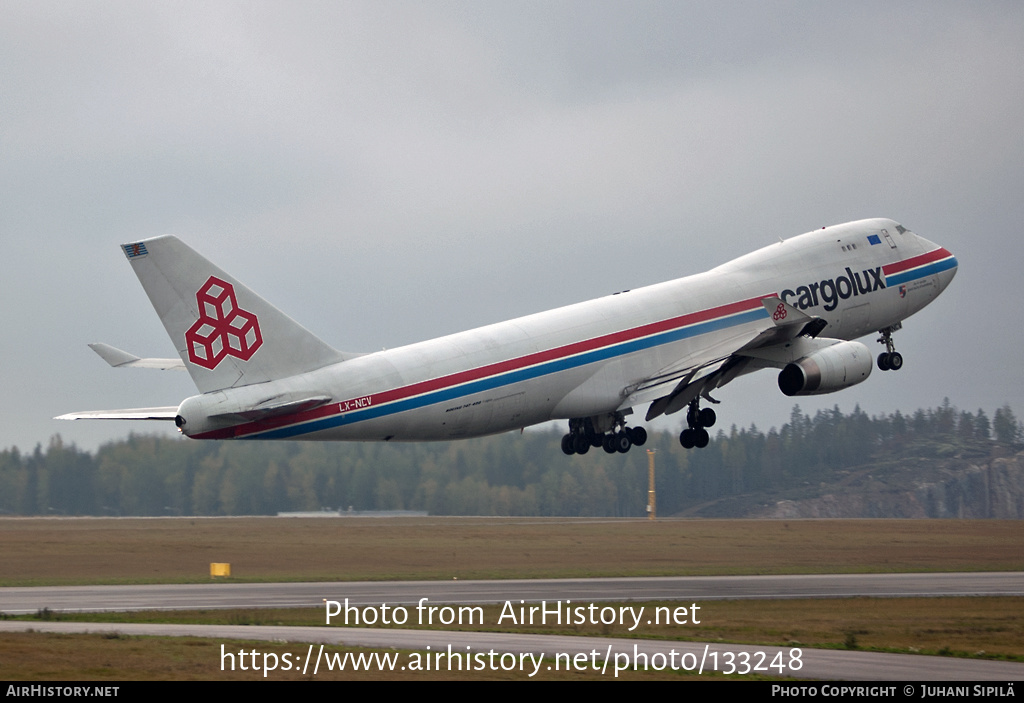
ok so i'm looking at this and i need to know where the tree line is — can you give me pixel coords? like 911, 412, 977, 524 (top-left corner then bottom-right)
1, 401, 1020, 517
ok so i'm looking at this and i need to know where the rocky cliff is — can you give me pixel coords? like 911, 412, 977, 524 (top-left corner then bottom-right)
761, 451, 1024, 519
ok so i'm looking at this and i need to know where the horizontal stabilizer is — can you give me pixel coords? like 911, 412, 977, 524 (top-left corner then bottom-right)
89, 343, 186, 370
55, 407, 179, 421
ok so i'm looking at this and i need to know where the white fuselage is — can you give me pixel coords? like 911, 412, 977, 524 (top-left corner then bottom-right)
178, 218, 957, 441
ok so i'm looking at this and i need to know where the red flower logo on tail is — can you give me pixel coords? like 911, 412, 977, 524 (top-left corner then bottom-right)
185, 276, 263, 369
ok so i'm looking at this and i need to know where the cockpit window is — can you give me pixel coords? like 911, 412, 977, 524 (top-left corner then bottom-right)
894, 224, 907, 234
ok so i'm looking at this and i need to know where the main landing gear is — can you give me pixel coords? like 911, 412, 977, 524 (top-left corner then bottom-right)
679, 399, 716, 449
876, 324, 904, 371
561, 416, 648, 455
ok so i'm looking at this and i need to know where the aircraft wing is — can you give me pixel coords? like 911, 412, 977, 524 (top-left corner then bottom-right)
634, 297, 826, 421
89, 343, 186, 370
55, 407, 180, 421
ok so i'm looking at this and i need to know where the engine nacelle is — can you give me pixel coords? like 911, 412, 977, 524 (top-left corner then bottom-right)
778, 340, 873, 396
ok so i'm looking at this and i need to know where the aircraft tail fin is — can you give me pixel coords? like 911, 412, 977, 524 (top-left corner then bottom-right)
121, 236, 353, 393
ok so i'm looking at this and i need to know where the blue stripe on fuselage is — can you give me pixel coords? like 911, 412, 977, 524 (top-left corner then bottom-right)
885, 256, 958, 287
251, 306, 769, 439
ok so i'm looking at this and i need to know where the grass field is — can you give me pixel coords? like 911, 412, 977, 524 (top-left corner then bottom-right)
2, 517, 1022, 680
1, 516, 1021, 586
5, 596, 1024, 680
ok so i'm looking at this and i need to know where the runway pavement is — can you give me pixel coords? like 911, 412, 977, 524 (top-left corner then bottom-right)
2, 619, 1023, 681
4, 572, 1022, 681
1, 571, 1021, 614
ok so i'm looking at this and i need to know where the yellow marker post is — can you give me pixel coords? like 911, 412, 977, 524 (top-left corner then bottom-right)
646, 449, 656, 520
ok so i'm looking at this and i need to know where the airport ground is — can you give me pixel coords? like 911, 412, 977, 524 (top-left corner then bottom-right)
3, 516, 1022, 585
1, 517, 1023, 680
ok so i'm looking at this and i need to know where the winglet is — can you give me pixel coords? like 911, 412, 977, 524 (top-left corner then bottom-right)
761, 296, 810, 325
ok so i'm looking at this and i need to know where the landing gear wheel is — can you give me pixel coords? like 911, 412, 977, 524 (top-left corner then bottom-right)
679, 429, 695, 449
602, 434, 617, 453
888, 351, 903, 371
615, 432, 632, 453
694, 428, 710, 448
699, 408, 717, 428
561, 434, 575, 455
628, 426, 647, 446
877, 352, 891, 371
573, 435, 590, 454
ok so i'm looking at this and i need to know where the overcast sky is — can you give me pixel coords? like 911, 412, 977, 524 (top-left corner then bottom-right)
2, 1, 1022, 452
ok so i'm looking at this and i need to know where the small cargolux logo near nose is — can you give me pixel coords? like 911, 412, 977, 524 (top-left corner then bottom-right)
185, 276, 262, 369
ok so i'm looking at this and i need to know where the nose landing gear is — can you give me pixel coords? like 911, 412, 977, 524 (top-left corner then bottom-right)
876, 324, 904, 371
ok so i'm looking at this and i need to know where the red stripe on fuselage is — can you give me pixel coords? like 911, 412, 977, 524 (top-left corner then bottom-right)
194, 294, 771, 439
883, 247, 952, 276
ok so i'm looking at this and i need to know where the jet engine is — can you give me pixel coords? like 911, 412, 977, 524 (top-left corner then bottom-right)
778, 340, 872, 396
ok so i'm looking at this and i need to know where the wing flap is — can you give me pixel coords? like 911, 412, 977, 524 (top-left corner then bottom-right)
639, 299, 827, 421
